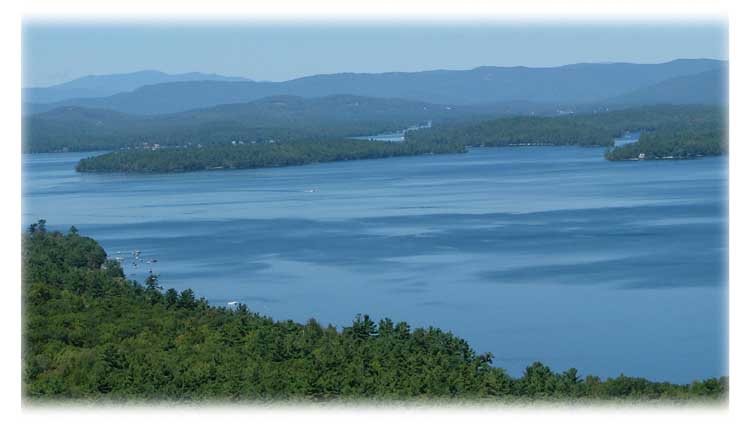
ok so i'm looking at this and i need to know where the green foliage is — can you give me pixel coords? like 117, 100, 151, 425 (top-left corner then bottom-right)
605, 122, 726, 161
24, 95, 467, 153
22, 220, 727, 402
58, 104, 727, 174
75, 138, 466, 174
407, 105, 727, 160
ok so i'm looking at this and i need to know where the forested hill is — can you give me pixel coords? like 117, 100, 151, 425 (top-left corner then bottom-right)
73, 105, 727, 174
405, 105, 725, 149
601, 68, 727, 108
23, 220, 727, 401
25, 94, 491, 153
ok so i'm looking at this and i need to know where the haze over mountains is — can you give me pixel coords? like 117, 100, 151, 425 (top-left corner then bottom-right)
23, 58, 728, 152
25, 59, 726, 115
24, 70, 250, 104
601, 68, 727, 107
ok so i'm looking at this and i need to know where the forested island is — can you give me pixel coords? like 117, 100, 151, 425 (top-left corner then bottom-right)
23, 220, 727, 402
75, 138, 466, 173
73, 104, 726, 174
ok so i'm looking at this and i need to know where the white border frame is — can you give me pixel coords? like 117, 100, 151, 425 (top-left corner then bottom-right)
3, 1, 747, 437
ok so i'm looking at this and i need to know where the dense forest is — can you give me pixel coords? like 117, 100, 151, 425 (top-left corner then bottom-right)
24, 95, 488, 153
74, 104, 726, 173
605, 124, 727, 160
23, 220, 727, 402
75, 138, 466, 173
405, 104, 725, 149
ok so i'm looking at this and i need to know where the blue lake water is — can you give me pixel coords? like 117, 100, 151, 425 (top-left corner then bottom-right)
613, 131, 641, 147
350, 121, 432, 142
22, 146, 727, 383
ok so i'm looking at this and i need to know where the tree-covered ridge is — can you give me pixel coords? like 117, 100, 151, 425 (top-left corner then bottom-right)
23, 221, 727, 402
75, 138, 466, 174
74, 105, 726, 174
24, 95, 476, 153
605, 122, 726, 161
405, 105, 725, 149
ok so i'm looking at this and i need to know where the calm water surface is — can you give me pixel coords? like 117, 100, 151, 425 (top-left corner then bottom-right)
23, 146, 727, 383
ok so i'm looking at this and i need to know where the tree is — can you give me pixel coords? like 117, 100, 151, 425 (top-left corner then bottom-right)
178, 288, 196, 309
102, 259, 124, 278
349, 314, 378, 340
145, 273, 161, 292
395, 321, 411, 339
519, 362, 557, 396
144, 273, 162, 304
378, 318, 394, 337
563, 368, 581, 385
28, 219, 47, 234
165, 288, 178, 308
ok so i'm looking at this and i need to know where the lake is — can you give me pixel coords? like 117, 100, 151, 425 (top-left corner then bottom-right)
22, 146, 727, 383
350, 120, 433, 142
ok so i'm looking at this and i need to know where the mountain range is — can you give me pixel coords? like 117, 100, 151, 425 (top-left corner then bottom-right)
24, 70, 249, 104
25, 59, 726, 115
601, 68, 727, 107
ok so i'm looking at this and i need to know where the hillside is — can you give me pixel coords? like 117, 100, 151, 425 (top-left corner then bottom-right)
25, 59, 725, 115
405, 104, 725, 149
25, 95, 478, 153
601, 68, 727, 108
23, 221, 727, 401
70, 105, 727, 173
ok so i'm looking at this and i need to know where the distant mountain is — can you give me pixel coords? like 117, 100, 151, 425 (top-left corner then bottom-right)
25, 94, 506, 152
24, 70, 250, 103
601, 68, 727, 107
25, 59, 726, 115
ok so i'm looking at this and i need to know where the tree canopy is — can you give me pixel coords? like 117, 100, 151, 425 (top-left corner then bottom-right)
23, 221, 727, 402
406, 105, 725, 153
75, 137, 466, 174
73, 105, 727, 174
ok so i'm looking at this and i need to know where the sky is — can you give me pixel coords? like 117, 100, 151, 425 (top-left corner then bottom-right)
23, 22, 727, 87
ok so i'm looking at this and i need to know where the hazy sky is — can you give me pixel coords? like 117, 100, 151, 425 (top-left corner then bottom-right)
23, 22, 727, 87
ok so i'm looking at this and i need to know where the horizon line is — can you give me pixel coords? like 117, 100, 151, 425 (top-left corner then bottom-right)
24, 57, 728, 89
